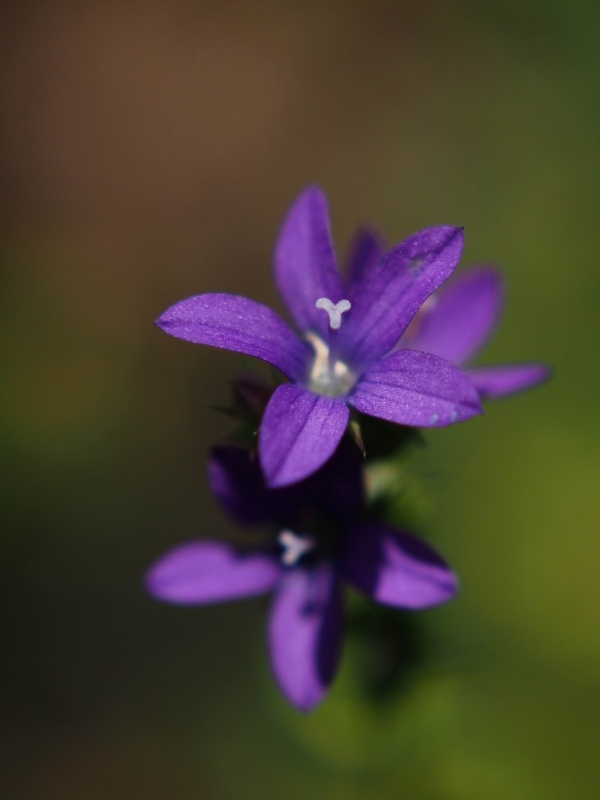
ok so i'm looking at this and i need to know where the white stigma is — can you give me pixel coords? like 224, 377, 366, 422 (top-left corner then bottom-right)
315, 297, 351, 330
278, 530, 315, 566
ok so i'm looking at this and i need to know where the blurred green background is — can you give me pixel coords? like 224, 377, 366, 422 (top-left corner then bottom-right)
1, 1, 599, 797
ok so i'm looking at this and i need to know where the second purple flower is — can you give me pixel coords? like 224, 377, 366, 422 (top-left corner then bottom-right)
145, 441, 458, 713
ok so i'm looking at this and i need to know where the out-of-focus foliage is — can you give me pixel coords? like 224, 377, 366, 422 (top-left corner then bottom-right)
1, 1, 599, 797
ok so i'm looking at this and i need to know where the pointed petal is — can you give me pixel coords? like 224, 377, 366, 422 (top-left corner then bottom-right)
259, 384, 349, 487
208, 447, 276, 525
467, 363, 551, 399
343, 523, 458, 609
145, 541, 281, 605
344, 226, 387, 292
308, 437, 365, 522
348, 349, 482, 427
155, 293, 310, 382
274, 186, 346, 339
408, 265, 504, 365
268, 564, 343, 713
232, 371, 274, 420
339, 226, 464, 369
210, 440, 364, 529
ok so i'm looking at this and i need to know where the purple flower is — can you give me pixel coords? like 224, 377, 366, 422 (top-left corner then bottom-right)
155, 187, 482, 487
347, 228, 551, 399
145, 442, 458, 713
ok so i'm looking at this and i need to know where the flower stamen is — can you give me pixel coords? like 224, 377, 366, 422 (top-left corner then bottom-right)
315, 297, 351, 330
305, 332, 356, 397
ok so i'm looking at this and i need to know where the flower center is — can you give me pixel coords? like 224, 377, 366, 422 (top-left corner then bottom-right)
305, 332, 356, 397
278, 530, 315, 566
306, 297, 356, 397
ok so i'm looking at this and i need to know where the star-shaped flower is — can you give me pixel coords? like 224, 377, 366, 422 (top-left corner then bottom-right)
346, 228, 551, 399
145, 442, 458, 713
156, 187, 482, 487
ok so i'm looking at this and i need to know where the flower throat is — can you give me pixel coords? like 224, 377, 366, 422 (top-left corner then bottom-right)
306, 297, 355, 397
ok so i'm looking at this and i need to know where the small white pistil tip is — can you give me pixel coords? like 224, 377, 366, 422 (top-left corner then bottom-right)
278, 530, 315, 566
315, 297, 351, 330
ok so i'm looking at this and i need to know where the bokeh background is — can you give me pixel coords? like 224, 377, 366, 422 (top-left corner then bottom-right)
2, 1, 599, 797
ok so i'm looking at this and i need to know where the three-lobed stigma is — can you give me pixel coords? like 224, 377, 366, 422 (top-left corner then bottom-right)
278, 530, 315, 566
315, 297, 351, 330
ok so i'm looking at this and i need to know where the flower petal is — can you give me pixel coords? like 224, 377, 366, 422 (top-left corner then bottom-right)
348, 349, 482, 427
232, 371, 274, 420
155, 293, 310, 382
145, 541, 281, 605
339, 226, 464, 369
342, 523, 458, 609
407, 265, 504, 365
209, 440, 364, 529
274, 186, 346, 338
467, 363, 551, 399
268, 563, 343, 713
309, 438, 365, 522
344, 226, 386, 293
259, 384, 350, 487
208, 447, 276, 525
